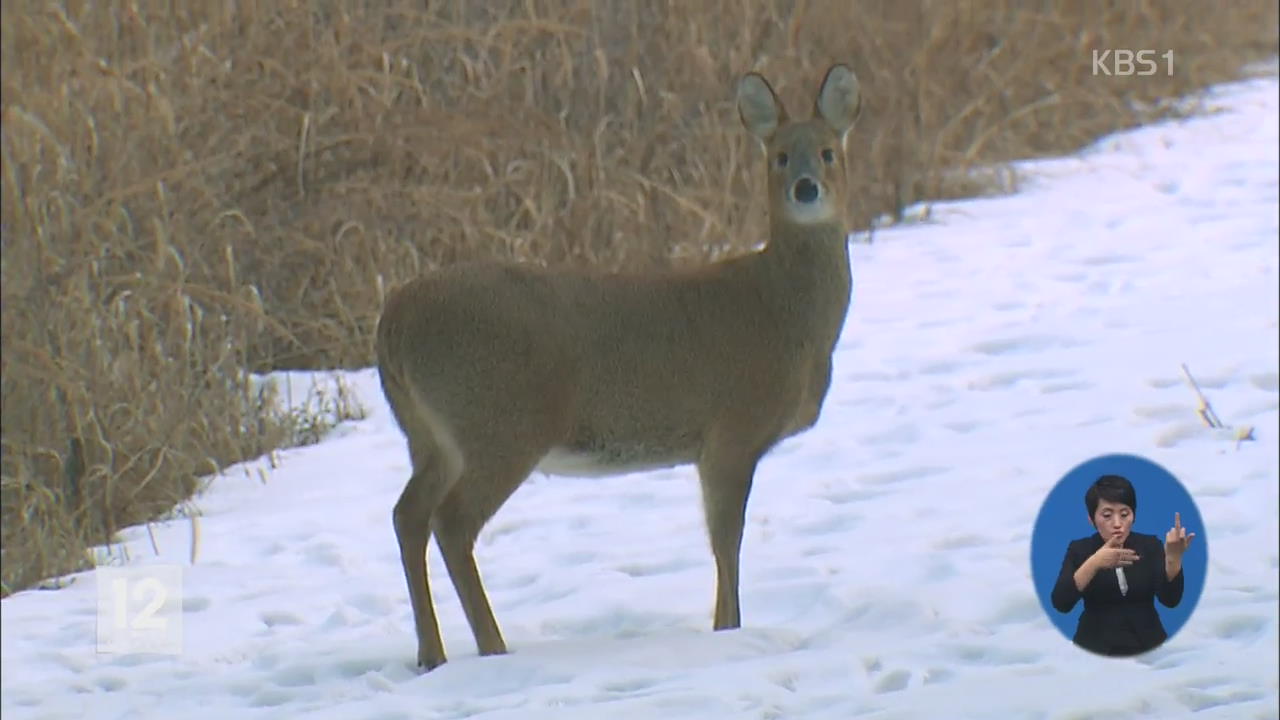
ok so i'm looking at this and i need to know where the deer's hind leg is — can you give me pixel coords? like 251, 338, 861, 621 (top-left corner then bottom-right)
391, 407, 464, 671
431, 405, 570, 658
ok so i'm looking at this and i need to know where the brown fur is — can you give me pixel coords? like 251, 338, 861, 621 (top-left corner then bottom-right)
376, 64, 862, 671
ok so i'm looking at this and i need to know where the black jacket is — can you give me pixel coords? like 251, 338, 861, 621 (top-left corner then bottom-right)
1050, 531, 1184, 657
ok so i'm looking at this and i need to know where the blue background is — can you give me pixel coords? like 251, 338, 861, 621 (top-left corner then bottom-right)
1030, 453, 1208, 647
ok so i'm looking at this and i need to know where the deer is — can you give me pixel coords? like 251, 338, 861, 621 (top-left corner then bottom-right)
375, 63, 862, 671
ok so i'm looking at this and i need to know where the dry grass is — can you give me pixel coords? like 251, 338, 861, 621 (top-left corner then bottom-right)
2, 0, 1276, 595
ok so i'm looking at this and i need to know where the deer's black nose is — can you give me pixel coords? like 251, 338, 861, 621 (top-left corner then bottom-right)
793, 177, 819, 203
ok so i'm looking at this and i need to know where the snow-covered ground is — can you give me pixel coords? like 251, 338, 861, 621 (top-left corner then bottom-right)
3, 69, 1277, 720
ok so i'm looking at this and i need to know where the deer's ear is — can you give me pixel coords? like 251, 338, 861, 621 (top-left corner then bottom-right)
738, 73, 787, 142
814, 64, 861, 143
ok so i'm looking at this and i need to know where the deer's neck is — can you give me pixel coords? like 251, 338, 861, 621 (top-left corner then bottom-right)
762, 220, 850, 284
756, 219, 852, 335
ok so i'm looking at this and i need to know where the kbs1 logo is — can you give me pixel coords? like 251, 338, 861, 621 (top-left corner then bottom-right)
1092, 50, 1174, 77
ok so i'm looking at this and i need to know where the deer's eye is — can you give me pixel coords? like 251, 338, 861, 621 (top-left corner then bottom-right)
775, 152, 789, 168
821, 148, 836, 165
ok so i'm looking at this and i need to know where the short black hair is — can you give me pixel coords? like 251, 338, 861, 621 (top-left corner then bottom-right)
1085, 474, 1137, 518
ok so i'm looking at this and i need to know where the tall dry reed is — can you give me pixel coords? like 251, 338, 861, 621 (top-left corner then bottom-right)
3, 0, 1276, 594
